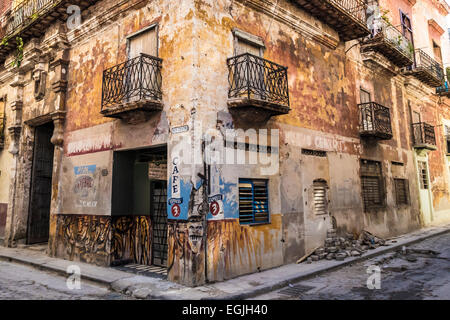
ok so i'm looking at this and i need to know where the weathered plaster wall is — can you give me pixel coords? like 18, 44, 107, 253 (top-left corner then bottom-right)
191, 0, 422, 282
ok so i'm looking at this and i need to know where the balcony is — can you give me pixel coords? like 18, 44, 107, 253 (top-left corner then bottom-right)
437, 81, 450, 97
101, 54, 163, 122
0, 0, 99, 63
358, 102, 393, 140
361, 19, 414, 68
412, 122, 436, 150
227, 53, 290, 122
404, 49, 444, 87
293, 0, 370, 41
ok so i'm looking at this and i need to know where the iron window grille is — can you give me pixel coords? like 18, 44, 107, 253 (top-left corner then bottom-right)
358, 102, 392, 138
412, 122, 436, 146
227, 53, 289, 108
238, 179, 269, 224
394, 178, 409, 205
101, 53, 162, 110
445, 125, 450, 155
418, 161, 429, 190
360, 160, 385, 210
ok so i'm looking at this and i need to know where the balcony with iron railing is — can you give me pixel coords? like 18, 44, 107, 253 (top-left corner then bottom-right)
412, 122, 436, 150
293, 0, 370, 41
0, 0, 99, 63
436, 68, 450, 97
361, 18, 414, 68
358, 102, 393, 140
404, 49, 444, 87
101, 54, 163, 121
227, 53, 290, 122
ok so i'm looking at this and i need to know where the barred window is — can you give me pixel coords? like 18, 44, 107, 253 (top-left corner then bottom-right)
239, 179, 269, 224
418, 161, 429, 189
360, 160, 385, 210
445, 125, 450, 154
394, 178, 409, 205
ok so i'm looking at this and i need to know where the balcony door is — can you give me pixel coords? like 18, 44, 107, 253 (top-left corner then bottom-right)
125, 27, 158, 103
415, 155, 433, 225
235, 36, 265, 100
360, 88, 373, 131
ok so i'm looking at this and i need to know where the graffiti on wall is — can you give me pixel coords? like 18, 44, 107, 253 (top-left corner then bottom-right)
111, 216, 152, 266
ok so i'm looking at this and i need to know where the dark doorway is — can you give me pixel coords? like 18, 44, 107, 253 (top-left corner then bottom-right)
27, 122, 54, 244
111, 146, 168, 268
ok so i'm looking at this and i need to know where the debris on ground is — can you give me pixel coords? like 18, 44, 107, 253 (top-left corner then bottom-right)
303, 229, 389, 264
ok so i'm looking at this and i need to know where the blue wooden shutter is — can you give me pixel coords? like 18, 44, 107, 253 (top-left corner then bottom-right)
239, 179, 269, 224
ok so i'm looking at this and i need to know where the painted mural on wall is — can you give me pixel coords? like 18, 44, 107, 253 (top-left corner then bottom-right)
111, 216, 152, 266
167, 177, 208, 286
73, 165, 98, 208
51, 214, 152, 267
52, 214, 111, 266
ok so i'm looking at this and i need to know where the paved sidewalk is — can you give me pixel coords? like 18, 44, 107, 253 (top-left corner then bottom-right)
0, 224, 449, 300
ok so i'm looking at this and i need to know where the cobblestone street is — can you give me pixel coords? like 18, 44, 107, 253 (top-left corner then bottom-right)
0, 261, 132, 300
252, 232, 450, 300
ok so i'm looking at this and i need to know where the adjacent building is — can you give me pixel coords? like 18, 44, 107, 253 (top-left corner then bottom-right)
0, 0, 449, 287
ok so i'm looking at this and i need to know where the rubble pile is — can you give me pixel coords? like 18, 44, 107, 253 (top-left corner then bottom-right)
305, 229, 388, 263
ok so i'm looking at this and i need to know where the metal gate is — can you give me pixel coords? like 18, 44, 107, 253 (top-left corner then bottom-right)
151, 180, 168, 267
27, 123, 54, 244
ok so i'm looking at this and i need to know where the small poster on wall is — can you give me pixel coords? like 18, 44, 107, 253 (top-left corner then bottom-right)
148, 161, 167, 180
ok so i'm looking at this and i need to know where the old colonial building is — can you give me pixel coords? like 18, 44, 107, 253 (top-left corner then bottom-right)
0, 0, 449, 287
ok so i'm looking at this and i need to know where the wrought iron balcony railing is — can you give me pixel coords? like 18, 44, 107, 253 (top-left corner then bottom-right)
101, 54, 163, 113
362, 18, 414, 67
412, 122, 436, 148
405, 49, 444, 87
294, 0, 370, 41
358, 102, 393, 140
227, 53, 289, 111
436, 69, 450, 96
436, 80, 450, 96
6, 0, 58, 36
0, 0, 99, 63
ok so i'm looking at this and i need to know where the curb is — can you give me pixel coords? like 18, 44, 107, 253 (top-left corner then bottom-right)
0, 226, 449, 300
206, 227, 450, 300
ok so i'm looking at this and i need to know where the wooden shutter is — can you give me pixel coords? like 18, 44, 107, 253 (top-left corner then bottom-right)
313, 180, 328, 215
129, 27, 157, 59
236, 38, 262, 57
361, 160, 384, 210
394, 178, 409, 205
239, 179, 269, 224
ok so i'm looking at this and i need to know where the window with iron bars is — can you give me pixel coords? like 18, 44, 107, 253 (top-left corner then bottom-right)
418, 161, 429, 190
238, 179, 269, 224
394, 178, 409, 206
445, 125, 450, 155
360, 160, 385, 210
